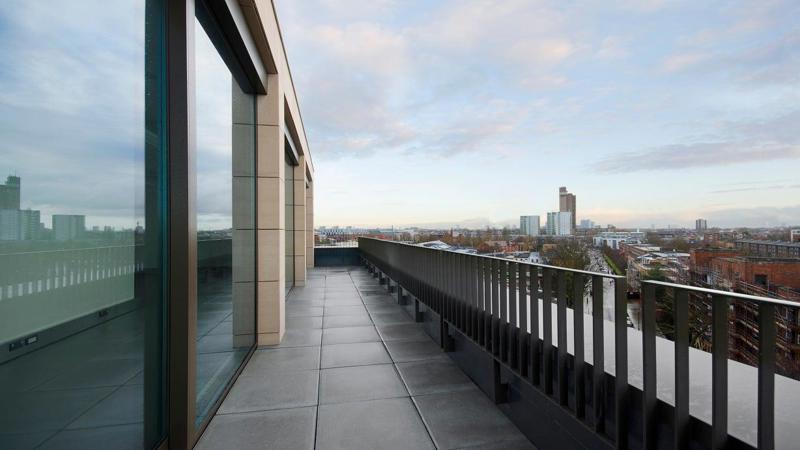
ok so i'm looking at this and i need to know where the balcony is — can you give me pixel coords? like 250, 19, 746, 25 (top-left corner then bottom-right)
195, 265, 533, 449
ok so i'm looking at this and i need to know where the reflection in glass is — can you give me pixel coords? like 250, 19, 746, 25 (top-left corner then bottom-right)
194, 17, 256, 425
0, 0, 167, 448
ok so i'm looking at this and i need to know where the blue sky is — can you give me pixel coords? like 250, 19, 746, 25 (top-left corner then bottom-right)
275, 0, 800, 229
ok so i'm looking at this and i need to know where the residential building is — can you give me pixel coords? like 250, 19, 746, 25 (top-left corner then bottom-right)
578, 218, 595, 229
626, 250, 690, 290
0, 175, 20, 210
696, 218, 708, 231
736, 239, 800, 259
558, 186, 576, 232
52, 214, 86, 241
593, 231, 645, 249
546, 211, 572, 236
791, 229, 800, 242
519, 214, 540, 236
0, 208, 41, 241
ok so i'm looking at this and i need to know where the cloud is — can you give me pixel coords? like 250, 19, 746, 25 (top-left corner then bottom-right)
594, 142, 800, 173
592, 111, 800, 173
660, 52, 709, 72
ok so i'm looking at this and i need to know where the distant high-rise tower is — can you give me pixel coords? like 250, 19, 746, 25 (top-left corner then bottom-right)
546, 211, 572, 236
695, 218, 708, 231
0, 175, 21, 210
520, 215, 540, 236
559, 187, 576, 232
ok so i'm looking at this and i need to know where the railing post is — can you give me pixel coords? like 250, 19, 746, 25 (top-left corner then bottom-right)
614, 278, 628, 450
573, 273, 586, 420
674, 289, 690, 450
711, 294, 729, 450
642, 283, 657, 449
758, 302, 776, 450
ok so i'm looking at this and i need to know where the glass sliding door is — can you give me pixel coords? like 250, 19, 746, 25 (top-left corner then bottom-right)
0, 0, 168, 448
193, 13, 256, 426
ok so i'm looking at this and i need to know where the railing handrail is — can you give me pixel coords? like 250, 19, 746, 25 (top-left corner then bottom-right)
359, 237, 626, 280
642, 279, 800, 308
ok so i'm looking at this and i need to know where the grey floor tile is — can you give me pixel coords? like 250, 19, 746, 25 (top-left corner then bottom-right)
371, 311, 414, 325
365, 304, 403, 314
219, 369, 318, 413
319, 364, 407, 404
361, 295, 395, 305
286, 316, 323, 330
323, 314, 373, 329
322, 326, 380, 345
39, 424, 142, 450
196, 407, 316, 450
324, 305, 367, 316
323, 298, 364, 306
386, 339, 445, 363
316, 398, 434, 450
261, 328, 322, 348
454, 438, 537, 450
36, 358, 142, 390
376, 323, 430, 342
0, 388, 115, 433
66, 385, 143, 429
414, 388, 528, 449
286, 306, 324, 317
197, 333, 236, 354
396, 359, 475, 396
321, 342, 391, 368
242, 347, 320, 375
0, 432, 52, 450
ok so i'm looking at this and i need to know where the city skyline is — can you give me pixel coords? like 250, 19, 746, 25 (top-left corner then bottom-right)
275, 0, 800, 229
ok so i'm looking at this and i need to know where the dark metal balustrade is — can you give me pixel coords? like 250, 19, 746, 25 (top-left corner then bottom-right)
359, 237, 792, 450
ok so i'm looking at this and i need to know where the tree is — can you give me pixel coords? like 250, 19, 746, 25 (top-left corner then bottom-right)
543, 240, 590, 307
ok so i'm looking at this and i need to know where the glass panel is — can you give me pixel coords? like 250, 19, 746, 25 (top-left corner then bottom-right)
0, 0, 167, 448
194, 17, 256, 425
285, 156, 295, 293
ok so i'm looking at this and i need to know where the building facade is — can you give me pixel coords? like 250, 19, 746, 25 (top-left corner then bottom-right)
546, 211, 572, 236
695, 218, 708, 231
558, 186, 576, 232
519, 215, 540, 236
0, 1, 314, 448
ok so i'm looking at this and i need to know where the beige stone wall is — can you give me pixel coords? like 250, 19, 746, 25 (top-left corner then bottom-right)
241, 1, 314, 345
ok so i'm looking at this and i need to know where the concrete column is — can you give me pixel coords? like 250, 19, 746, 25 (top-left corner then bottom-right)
255, 73, 286, 346
292, 157, 307, 286
306, 179, 314, 268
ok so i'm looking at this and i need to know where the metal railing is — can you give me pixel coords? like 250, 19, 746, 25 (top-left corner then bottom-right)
640, 280, 794, 449
359, 237, 794, 450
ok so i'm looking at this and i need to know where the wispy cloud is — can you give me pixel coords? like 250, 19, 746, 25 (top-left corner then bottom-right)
592, 111, 800, 173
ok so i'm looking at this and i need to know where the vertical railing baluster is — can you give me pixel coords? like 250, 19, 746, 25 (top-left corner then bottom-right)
542, 268, 553, 395
484, 258, 492, 352
615, 278, 628, 450
500, 259, 509, 361
574, 273, 586, 420
519, 263, 529, 377
492, 259, 500, 356
674, 289, 689, 450
531, 266, 541, 385
758, 301, 776, 450
592, 275, 605, 433
642, 283, 657, 449
557, 271, 568, 406
711, 294, 729, 449
510, 261, 518, 370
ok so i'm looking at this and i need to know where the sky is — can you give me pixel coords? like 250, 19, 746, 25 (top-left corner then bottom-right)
0, 1, 797, 231
274, 0, 800, 229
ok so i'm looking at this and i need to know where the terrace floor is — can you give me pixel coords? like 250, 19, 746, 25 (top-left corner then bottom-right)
196, 266, 536, 450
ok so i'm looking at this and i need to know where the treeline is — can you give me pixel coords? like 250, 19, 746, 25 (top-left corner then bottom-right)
601, 245, 627, 274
